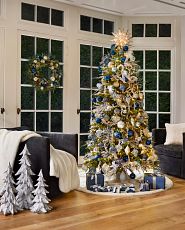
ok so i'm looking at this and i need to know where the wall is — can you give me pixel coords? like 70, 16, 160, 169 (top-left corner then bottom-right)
0, 0, 183, 131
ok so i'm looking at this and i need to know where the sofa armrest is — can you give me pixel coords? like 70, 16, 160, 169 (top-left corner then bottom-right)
38, 132, 78, 162
152, 128, 166, 146
26, 136, 50, 178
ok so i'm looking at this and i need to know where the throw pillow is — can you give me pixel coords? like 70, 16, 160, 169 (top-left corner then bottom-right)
164, 123, 185, 145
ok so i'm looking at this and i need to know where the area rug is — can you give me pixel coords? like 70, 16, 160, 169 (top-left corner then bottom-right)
77, 168, 173, 196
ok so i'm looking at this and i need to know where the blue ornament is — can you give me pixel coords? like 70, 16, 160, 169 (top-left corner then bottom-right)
31, 67, 36, 74
92, 97, 96, 103
96, 118, 101, 123
123, 156, 128, 162
128, 130, 134, 137
94, 155, 101, 160
114, 132, 122, 139
110, 50, 116, 55
146, 140, 151, 145
96, 96, 103, 102
121, 57, 126, 63
119, 85, 126, 91
123, 45, 129, 51
130, 172, 136, 179
104, 75, 111, 81
134, 103, 140, 109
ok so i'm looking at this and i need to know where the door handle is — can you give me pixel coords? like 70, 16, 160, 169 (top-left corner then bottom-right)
1, 108, 5, 114
77, 109, 80, 114
17, 108, 21, 115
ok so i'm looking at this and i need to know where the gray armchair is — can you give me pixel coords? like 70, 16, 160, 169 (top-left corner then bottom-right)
152, 128, 185, 179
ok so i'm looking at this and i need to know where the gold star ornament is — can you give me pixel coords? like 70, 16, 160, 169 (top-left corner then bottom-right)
112, 30, 130, 47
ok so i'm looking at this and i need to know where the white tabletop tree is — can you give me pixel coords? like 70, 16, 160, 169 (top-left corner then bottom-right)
0, 163, 20, 215
30, 169, 52, 214
15, 145, 35, 209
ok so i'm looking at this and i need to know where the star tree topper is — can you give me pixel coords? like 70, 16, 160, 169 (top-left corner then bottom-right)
112, 29, 131, 47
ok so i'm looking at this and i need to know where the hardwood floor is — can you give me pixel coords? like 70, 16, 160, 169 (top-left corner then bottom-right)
1, 177, 185, 230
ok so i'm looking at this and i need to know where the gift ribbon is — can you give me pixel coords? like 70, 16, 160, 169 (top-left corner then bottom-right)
153, 176, 156, 189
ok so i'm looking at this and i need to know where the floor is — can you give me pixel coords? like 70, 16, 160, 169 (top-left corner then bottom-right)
1, 176, 185, 230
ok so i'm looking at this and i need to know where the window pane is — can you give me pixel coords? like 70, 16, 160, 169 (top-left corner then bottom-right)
159, 114, 170, 128
21, 35, 35, 59
51, 40, 63, 63
80, 44, 91, 66
80, 90, 91, 110
159, 93, 170, 112
145, 92, 157, 111
92, 68, 99, 88
104, 47, 111, 55
159, 51, 171, 69
80, 67, 91, 88
51, 9, 63, 27
133, 51, 143, 69
159, 24, 171, 37
80, 15, 91, 31
36, 91, 49, 110
148, 113, 157, 131
92, 46, 102, 66
93, 18, 102, 33
80, 113, 90, 133
145, 24, 157, 37
132, 24, 144, 37
51, 112, 63, 132
104, 20, 114, 35
159, 72, 170, 91
36, 112, 49, 131
21, 112, 34, 130
59, 64, 63, 86
138, 71, 143, 91
37, 6, 49, 24
145, 51, 157, 69
80, 135, 88, 156
36, 37, 49, 55
21, 3, 35, 21
21, 87, 34, 110
21, 61, 32, 84
145, 72, 157, 90
51, 88, 63, 110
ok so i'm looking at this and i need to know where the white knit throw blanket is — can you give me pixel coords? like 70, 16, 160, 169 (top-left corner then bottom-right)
0, 129, 80, 193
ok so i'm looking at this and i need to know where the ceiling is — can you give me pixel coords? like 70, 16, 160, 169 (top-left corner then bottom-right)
55, 0, 185, 16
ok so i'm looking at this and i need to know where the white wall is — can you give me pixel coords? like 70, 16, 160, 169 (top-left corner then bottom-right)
0, 0, 184, 130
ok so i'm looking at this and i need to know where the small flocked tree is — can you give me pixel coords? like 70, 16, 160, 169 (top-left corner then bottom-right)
84, 30, 158, 179
16, 145, 35, 209
0, 163, 20, 215
30, 170, 52, 214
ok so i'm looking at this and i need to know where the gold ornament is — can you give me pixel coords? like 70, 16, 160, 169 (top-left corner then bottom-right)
125, 145, 130, 155
112, 29, 130, 47
113, 81, 119, 87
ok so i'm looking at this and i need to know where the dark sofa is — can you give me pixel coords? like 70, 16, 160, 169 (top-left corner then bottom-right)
2, 127, 78, 198
152, 128, 185, 179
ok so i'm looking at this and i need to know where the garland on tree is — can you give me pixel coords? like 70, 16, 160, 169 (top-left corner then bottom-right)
83, 30, 158, 178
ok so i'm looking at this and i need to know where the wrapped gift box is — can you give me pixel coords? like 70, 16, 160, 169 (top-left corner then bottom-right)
86, 173, 104, 190
144, 174, 165, 189
140, 182, 150, 192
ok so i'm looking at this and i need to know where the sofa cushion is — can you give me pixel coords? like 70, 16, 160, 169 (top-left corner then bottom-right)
164, 123, 185, 145
154, 144, 182, 159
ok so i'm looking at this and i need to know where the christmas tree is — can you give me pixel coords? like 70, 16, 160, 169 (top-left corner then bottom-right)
30, 170, 52, 214
0, 163, 20, 215
84, 30, 158, 179
16, 145, 35, 209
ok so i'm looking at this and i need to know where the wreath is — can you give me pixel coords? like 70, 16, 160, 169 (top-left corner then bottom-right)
29, 55, 62, 91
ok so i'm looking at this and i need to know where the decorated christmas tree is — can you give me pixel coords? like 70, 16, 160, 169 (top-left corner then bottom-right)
16, 145, 35, 209
84, 30, 158, 179
30, 170, 52, 214
0, 163, 20, 215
